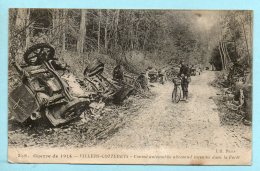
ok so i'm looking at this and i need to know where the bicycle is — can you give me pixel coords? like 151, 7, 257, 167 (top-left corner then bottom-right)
172, 77, 182, 103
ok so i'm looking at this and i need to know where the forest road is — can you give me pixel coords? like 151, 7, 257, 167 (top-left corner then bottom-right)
102, 71, 248, 149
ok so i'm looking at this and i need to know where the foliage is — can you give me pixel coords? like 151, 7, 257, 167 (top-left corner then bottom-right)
209, 11, 252, 71
9, 9, 252, 75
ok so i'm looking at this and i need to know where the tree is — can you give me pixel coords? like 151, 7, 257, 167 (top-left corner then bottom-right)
62, 9, 67, 51
97, 10, 101, 53
15, 9, 31, 50
77, 9, 87, 53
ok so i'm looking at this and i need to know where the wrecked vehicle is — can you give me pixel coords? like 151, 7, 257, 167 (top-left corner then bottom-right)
83, 60, 144, 104
9, 43, 100, 126
147, 68, 158, 83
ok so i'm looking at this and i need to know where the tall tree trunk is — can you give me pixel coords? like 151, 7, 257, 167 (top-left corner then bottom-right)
104, 10, 109, 53
52, 10, 56, 35
15, 9, 27, 29
220, 42, 227, 70
97, 10, 101, 53
52, 10, 61, 46
15, 9, 29, 61
135, 20, 139, 50
114, 10, 120, 48
249, 11, 253, 57
217, 12, 225, 70
130, 12, 134, 50
218, 42, 225, 70
62, 9, 67, 51
239, 14, 250, 66
15, 9, 27, 47
56, 10, 60, 45
77, 9, 87, 53
143, 29, 149, 50
223, 42, 231, 64
25, 9, 31, 49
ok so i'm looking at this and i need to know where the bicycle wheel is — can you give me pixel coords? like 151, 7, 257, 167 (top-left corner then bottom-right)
172, 86, 181, 103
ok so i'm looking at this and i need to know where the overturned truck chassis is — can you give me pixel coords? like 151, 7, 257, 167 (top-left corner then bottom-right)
9, 43, 101, 127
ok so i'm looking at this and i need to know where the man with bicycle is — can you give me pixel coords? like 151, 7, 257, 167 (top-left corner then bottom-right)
178, 60, 191, 101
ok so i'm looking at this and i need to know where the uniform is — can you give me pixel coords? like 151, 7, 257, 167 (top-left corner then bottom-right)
178, 64, 191, 100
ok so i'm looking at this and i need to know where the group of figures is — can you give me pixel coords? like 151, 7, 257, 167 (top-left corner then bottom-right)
145, 61, 202, 102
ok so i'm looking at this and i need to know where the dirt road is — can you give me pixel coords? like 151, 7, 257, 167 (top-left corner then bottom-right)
8, 71, 251, 149
102, 71, 251, 149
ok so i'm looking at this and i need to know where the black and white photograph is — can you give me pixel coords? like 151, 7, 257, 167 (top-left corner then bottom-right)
8, 9, 252, 165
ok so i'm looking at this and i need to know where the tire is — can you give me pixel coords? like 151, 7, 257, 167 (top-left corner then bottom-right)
23, 43, 55, 66
172, 86, 181, 103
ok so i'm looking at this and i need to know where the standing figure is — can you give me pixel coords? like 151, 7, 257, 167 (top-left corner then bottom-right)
113, 64, 125, 85
158, 68, 166, 84
178, 60, 191, 101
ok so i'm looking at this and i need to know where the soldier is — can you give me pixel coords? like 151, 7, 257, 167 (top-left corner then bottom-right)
178, 60, 191, 101
113, 64, 125, 85
158, 68, 166, 84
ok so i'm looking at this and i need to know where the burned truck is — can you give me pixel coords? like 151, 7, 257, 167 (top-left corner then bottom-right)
9, 43, 100, 126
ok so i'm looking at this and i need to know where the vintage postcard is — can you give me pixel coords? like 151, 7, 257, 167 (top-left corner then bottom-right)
8, 9, 252, 165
